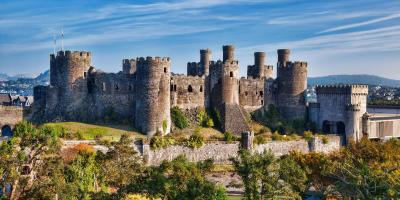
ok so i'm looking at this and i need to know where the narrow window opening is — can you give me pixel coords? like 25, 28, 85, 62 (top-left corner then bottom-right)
174, 85, 177, 91
128, 85, 132, 91
115, 84, 119, 91
164, 67, 167, 73
261, 100, 264, 105
188, 85, 193, 93
230, 71, 233, 77
84, 72, 87, 78
102, 83, 106, 92
200, 86, 203, 92
170, 84, 174, 91
245, 91, 248, 96
259, 91, 263, 96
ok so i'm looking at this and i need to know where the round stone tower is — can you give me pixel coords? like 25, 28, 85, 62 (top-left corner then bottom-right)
277, 49, 290, 67
200, 49, 211, 76
223, 45, 235, 62
276, 49, 308, 120
50, 50, 91, 93
346, 103, 361, 143
135, 56, 171, 136
221, 45, 239, 105
254, 52, 266, 68
254, 52, 273, 79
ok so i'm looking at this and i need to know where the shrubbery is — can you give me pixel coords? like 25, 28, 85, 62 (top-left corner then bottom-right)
171, 107, 189, 129
223, 131, 239, 142
150, 133, 204, 150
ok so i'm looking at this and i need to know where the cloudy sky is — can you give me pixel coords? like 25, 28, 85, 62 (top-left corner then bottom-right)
0, 0, 399, 78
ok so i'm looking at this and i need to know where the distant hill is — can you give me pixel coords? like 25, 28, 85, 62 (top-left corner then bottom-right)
308, 75, 400, 87
35, 70, 50, 82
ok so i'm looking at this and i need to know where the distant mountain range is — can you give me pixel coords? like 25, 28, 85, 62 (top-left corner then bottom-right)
0, 70, 49, 82
308, 75, 400, 87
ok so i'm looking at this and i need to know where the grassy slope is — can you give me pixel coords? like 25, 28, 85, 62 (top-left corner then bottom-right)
45, 122, 146, 141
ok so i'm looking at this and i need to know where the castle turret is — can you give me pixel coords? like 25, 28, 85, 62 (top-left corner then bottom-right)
277, 49, 290, 66
122, 59, 136, 74
276, 49, 307, 120
222, 45, 239, 105
135, 56, 171, 136
247, 52, 273, 79
346, 104, 361, 143
50, 51, 91, 94
200, 49, 211, 76
223, 45, 235, 62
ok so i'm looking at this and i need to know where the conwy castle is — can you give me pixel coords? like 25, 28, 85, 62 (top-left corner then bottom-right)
31, 45, 400, 143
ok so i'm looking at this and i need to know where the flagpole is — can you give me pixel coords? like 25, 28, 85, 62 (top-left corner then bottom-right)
61, 27, 64, 51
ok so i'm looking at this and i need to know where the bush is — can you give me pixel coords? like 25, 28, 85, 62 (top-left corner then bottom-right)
150, 136, 176, 150
255, 135, 268, 144
303, 131, 314, 142
162, 120, 168, 134
210, 107, 222, 129
271, 131, 284, 141
171, 107, 189, 129
206, 118, 214, 128
185, 133, 204, 149
321, 136, 329, 144
224, 131, 235, 142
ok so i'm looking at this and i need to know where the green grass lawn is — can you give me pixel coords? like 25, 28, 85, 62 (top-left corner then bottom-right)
44, 122, 146, 141
227, 196, 242, 200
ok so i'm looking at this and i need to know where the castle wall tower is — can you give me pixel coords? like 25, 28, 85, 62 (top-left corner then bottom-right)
221, 45, 239, 105
346, 104, 361, 143
276, 49, 308, 120
50, 51, 91, 94
223, 45, 235, 62
200, 49, 211, 76
135, 57, 171, 136
122, 59, 136, 74
247, 52, 273, 79
277, 49, 290, 66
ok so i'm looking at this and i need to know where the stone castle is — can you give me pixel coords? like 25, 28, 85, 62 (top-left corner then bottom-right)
33, 45, 308, 136
32, 44, 400, 143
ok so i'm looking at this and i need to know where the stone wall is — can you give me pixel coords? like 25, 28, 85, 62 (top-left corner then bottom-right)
254, 140, 310, 156
143, 142, 240, 165
170, 75, 205, 109
61, 134, 342, 166
313, 135, 342, 153
239, 78, 265, 112
0, 106, 24, 129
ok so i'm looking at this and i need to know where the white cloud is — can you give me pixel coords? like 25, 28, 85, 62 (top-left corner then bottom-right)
318, 13, 400, 34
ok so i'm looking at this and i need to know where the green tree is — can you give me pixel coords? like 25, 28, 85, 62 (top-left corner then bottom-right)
171, 107, 189, 129
0, 121, 62, 200
230, 150, 305, 199
97, 134, 143, 189
122, 156, 227, 200
65, 147, 102, 199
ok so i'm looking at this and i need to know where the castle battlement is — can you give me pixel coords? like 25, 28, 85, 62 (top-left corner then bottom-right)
137, 56, 171, 64
123, 59, 136, 64
52, 51, 91, 60
316, 84, 368, 95
279, 61, 308, 68
346, 103, 361, 111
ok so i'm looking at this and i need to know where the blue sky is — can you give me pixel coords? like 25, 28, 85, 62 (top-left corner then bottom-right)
0, 0, 400, 79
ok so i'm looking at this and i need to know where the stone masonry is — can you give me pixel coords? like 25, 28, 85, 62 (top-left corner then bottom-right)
33, 45, 309, 135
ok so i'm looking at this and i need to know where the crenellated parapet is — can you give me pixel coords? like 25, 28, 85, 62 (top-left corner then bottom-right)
346, 103, 361, 111
316, 85, 368, 96
122, 58, 136, 74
